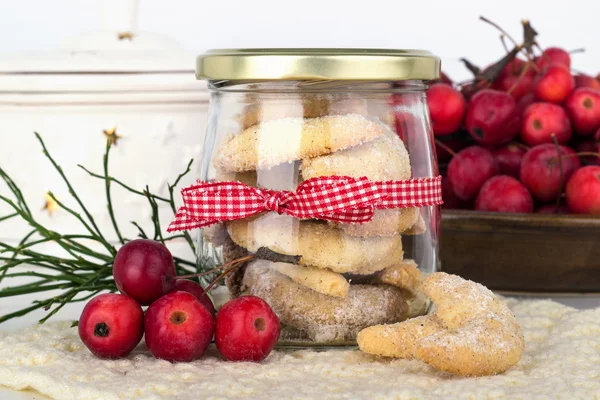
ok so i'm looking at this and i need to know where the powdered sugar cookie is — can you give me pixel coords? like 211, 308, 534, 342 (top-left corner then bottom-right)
357, 272, 524, 377
243, 259, 411, 343
227, 214, 403, 275
238, 95, 367, 130
270, 262, 349, 298
214, 114, 387, 172
336, 208, 419, 237
300, 131, 419, 236
374, 259, 422, 295
301, 131, 411, 181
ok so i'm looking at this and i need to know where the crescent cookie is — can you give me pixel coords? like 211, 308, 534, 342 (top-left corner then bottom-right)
226, 214, 403, 275
374, 259, 422, 296
243, 260, 411, 343
357, 272, 524, 377
214, 114, 387, 172
238, 95, 368, 130
270, 262, 349, 298
300, 132, 419, 236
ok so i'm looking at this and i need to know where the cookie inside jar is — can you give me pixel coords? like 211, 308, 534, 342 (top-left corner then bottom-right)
193, 49, 441, 346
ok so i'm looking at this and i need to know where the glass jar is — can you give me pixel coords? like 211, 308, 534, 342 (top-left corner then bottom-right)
187, 49, 442, 345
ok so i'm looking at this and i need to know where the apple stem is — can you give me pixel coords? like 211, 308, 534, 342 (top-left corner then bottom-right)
551, 134, 565, 211
175, 247, 302, 291
434, 139, 457, 157
203, 257, 253, 293
175, 254, 256, 281
560, 152, 600, 159
507, 61, 532, 96
480, 16, 518, 47
513, 142, 531, 151
499, 35, 510, 54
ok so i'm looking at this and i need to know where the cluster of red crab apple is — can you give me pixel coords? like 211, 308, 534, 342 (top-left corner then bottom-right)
423, 47, 600, 214
78, 239, 280, 362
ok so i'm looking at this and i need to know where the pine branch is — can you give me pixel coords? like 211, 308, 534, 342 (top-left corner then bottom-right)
0, 132, 196, 324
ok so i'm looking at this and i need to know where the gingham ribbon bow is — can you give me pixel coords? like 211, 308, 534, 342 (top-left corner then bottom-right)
167, 176, 443, 232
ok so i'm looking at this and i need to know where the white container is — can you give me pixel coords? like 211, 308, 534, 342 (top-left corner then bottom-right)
0, 1, 208, 260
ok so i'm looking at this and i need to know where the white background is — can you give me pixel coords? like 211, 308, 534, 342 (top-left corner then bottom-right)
1, 0, 600, 81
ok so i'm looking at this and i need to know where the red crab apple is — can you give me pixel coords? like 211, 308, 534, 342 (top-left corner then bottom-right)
566, 166, 600, 214
113, 239, 176, 306
575, 139, 600, 165
447, 146, 499, 201
575, 74, 600, 91
441, 177, 470, 209
492, 143, 526, 178
475, 175, 534, 213
427, 83, 466, 136
534, 65, 575, 104
536, 47, 571, 70
145, 291, 214, 362
520, 144, 581, 202
493, 58, 536, 101
216, 296, 280, 362
170, 280, 216, 318
564, 88, 600, 135
78, 294, 144, 359
465, 89, 520, 146
520, 102, 572, 145
516, 92, 537, 116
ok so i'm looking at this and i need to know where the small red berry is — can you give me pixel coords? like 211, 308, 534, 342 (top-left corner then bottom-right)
492, 144, 526, 178
520, 102, 572, 146
564, 88, 600, 135
574, 74, 600, 91
566, 166, 600, 214
465, 89, 520, 146
520, 144, 581, 202
536, 47, 571, 70
534, 65, 575, 104
516, 91, 537, 116
216, 296, 280, 362
170, 279, 216, 318
475, 175, 534, 213
441, 177, 470, 209
113, 239, 176, 306
575, 140, 600, 165
493, 58, 536, 101
145, 291, 214, 362
447, 146, 499, 201
78, 294, 144, 359
427, 83, 466, 136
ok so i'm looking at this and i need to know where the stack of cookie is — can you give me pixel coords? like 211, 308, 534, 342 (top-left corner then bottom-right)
210, 98, 428, 343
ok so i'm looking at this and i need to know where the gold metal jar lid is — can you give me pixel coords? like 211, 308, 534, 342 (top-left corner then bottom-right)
196, 48, 440, 81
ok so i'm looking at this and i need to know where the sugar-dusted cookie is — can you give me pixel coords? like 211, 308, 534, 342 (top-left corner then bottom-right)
270, 262, 349, 298
243, 259, 411, 343
227, 214, 403, 275
357, 272, 524, 377
301, 131, 411, 181
238, 95, 367, 130
214, 114, 387, 172
301, 131, 419, 237
374, 259, 422, 296
336, 208, 419, 237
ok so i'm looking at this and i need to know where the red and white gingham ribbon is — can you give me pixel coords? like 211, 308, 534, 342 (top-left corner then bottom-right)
167, 175, 443, 232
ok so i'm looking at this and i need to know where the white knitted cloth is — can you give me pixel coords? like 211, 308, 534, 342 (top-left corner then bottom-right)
0, 299, 599, 399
